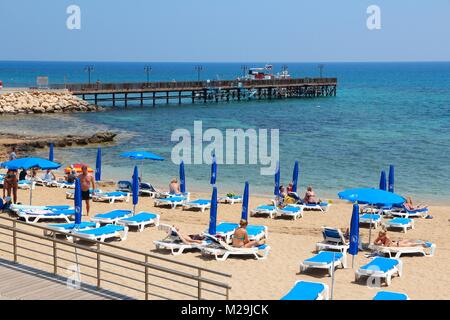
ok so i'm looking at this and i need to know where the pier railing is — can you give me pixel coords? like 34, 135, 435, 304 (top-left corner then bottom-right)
0, 215, 231, 300
51, 77, 337, 93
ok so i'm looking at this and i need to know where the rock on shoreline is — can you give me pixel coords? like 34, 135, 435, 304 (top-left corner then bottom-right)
0, 90, 102, 115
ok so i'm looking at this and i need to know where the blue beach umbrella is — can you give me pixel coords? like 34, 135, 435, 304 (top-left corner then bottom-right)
241, 181, 249, 221
388, 165, 395, 193
132, 166, 139, 214
349, 204, 360, 267
0, 157, 61, 205
379, 170, 386, 191
274, 161, 280, 196
74, 178, 82, 226
95, 148, 102, 181
179, 161, 186, 193
210, 154, 217, 185
120, 150, 164, 180
338, 188, 404, 206
292, 161, 299, 193
49, 143, 54, 162
208, 187, 218, 235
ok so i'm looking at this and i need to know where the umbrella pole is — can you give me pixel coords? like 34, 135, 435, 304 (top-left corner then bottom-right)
29, 178, 34, 205
368, 205, 374, 249
352, 255, 354, 269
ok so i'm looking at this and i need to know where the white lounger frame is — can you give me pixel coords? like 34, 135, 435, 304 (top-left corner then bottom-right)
300, 252, 347, 276
92, 192, 130, 204
153, 224, 205, 255
219, 196, 242, 205
71, 226, 129, 242
182, 201, 211, 212
17, 210, 72, 224
382, 219, 414, 233
201, 240, 271, 261
369, 244, 436, 259
355, 258, 403, 286
154, 197, 187, 209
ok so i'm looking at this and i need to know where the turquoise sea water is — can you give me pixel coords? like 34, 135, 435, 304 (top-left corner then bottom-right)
1, 61, 449, 203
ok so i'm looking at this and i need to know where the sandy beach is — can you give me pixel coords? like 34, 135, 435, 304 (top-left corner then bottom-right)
1, 181, 449, 300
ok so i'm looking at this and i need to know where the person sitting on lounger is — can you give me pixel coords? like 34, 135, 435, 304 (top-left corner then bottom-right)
374, 230, 429, 248
275, 186, 287, 207
19, 169, 28, 181
169, 178, 181, 194
303, 186, 322, 204
42, 169, 56, 182
173, 225, 204, 244
232, 219, 266, 248
404, 197, 427, 211
287, 182, 294, 193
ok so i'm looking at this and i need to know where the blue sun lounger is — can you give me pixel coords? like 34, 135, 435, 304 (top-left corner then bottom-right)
369, 241, 436, 258
276, 205, 303, 220
116, 212, 160, 232
316, 227, 349, 253
373, 291, 409, 300
91, 210, 131, 225
44, 222, 97, 237
359, 214, 382, 229
182, 199, 211, 212
16, 208, 75, 224
72, 224, 128, 242
92, 191, 130, 204
300, 251, 347, 276
391, 205, 429, 218
219, 195, 242, 205
355, 257, 403, 286
281, 281, 329, 300
200, 237, 270, 261
383, 217, 414, 233
154, 196, 188, 209
117, 180, 132, 193
251, 205, 277, 219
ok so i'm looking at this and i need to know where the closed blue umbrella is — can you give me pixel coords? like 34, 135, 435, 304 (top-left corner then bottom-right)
132, 166, 139, 215
74, 178, 82, 225
274, 161, 280, 196
210, 154, 217, 185
179, 161, 186, 193
95, 148, 102, 181
49, 143, 54, 162
241, 181, 249, 221
208, 187, 218, 235
388, 165, 395, 193
292, 161, 299, 193
379, 170, 386, 191
1, 157, 61, 204
349, 204, 360, 267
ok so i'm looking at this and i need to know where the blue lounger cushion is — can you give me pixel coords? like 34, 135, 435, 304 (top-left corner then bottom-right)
360, 257, 399, 273
388, 218, 412, 225
256, 205, 275, 211
48, 222, 96, 230
188, 199, 210, 205
360, 214, 381, 221
373, 291, 408, 300
159, 197, 186, 202
78, 224, 124, 236
47, 205, 71, 210
102, 192, 127, 197
404, 206, 428, 213
94, 210, 131, 219
120, 212, 158, 223
281, 206, 300, 212
215, 223, 265, 236
305, 251, 343, 264
281, 281, 326, 300
323, 228, 341, 239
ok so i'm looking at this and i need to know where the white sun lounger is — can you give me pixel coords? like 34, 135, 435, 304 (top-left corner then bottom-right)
355, 257, 403, 286
275, 204, 304, 220
281, 281, 329, 300
44, 221, 97, 237
139, 182, 160, 198
373, 291, 409, 300
200, 237, 270, 261
116, 212, 160, 232
91, 210, 131, 225
153, 224, 209, 255
154, 196, 187, 209
66, 189, 103, 199
219, 195, 242, 205
359, 214, 382, 229
316, 227, 349, 253
382, 218, 414, 233
17, 208, 75, 224
10, 204, 72, 213
300, 251, 347, 276
369, 242, 436, 258
56, 181, 75, 189
92, 191, 130, 204
250, 205, 277, 219
156, 191, 191, 201
71, 224, 128, 242
182, 199, 211, 212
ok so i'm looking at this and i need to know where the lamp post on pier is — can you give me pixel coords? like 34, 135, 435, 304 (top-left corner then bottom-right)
318, 64, 325, 78
194, 65, 203, 82
84, 65, 94, 84
144, 66, 152, 85
241, 65, 248, 78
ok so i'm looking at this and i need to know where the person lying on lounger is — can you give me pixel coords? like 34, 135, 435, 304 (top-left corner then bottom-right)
169, 178, 181, 194
232, 220, 266, 248
173, 226, 204, 244
303, 186, 322, 204
374, 230, 429, 248
404, 197, 427, 211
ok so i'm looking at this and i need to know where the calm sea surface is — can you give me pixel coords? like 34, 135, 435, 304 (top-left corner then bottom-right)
1, 61, 449, 203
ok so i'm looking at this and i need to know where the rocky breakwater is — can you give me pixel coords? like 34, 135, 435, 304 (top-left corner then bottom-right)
0, 90, 102, 115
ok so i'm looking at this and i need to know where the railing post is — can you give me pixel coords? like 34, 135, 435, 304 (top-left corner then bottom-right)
12, 220, 17, 263
53, 234, 57, 275
226, 287, 229, 300
197, 269, 202, 300
96, 243, 101, 288
145, 256, 149, 300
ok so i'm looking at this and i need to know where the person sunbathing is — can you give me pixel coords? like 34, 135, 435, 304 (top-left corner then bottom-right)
169, 178, 181, 194
374, 230, 429, 248
303, 186, 322, 204
404, 197, 427, 211
232, 219, 266, 248
173, 226, 204, 244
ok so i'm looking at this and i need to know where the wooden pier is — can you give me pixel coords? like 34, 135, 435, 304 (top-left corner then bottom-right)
53, 77, 337, 107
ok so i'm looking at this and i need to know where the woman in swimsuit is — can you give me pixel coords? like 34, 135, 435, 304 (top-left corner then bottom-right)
303, 186, 321, 204
404, 197, 427, 211
173, 226, 204, 244
4, 169, 18, 204
374, 230, 429, 248
232, 219, 265, 248
169, 178, 181, 194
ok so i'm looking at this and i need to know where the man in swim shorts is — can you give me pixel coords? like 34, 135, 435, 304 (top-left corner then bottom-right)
78, 165, 95, 216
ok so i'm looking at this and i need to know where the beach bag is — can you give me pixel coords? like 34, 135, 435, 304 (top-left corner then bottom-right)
284, 195, 296, 205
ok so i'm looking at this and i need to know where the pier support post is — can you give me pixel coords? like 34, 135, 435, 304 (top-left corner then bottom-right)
112, 93, 116, 107
94, 94, 98, 105
140, 92, 144, 107
166, 91, 169, 104
153, 92, 156, 107
179, 91, 182, 104
124, 93, 128, 107
203, 89, 207, 103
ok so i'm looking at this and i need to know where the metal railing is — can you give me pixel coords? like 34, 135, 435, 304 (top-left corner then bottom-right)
49, 77, 338, 93
0, 215, 231, 300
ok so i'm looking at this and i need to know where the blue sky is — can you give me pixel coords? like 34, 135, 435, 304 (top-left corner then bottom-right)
0, 0, 449, 62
